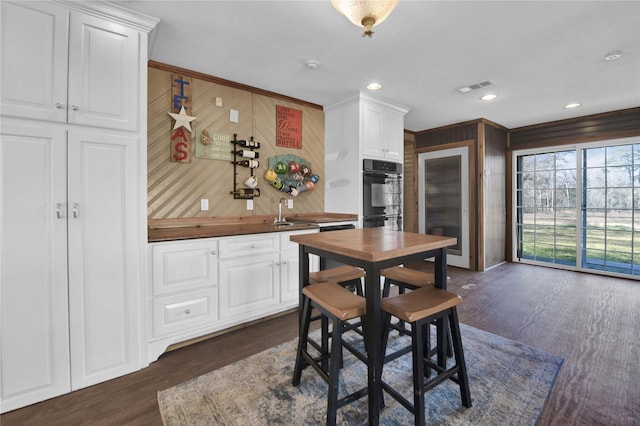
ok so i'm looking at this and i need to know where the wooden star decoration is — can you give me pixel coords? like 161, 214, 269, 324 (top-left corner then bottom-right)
168, 106, 197, 132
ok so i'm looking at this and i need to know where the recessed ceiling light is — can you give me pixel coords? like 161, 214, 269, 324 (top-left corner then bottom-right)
480, 94, 497, 101
367, 82, 382, 91
603, 50, 623, 61
564, 102, 581, 109
304, 59, 320, 69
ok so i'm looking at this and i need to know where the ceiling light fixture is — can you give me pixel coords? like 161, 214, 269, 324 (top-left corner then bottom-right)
367, 82, 382, 91
331, 0, 398, 38
564, 103, 581, 109
305, 59, 320, 69
480, 94, 497, 101
603, 50, 623, 61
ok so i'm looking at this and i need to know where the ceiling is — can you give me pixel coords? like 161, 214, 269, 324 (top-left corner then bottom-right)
123, 0, 640, 132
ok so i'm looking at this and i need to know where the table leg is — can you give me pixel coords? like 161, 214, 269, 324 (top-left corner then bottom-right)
298, 246, 310, 332
364, 264, 382, 426
435, 248, 449, 367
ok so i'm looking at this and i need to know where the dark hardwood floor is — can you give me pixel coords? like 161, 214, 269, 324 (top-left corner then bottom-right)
2, 262, 639, 425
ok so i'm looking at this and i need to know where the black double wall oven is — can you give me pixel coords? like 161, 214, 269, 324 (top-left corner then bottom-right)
362, 159, 402, 230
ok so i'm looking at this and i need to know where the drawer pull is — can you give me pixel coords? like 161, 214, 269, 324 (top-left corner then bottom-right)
185, 309, 191, 315
250, 244, 255, 248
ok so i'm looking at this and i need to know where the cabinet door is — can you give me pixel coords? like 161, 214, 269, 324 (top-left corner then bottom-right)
383, 111, 405, 162
151, 239, 218, 297
219, 253, 280, 320
280, 250, 300, 306
362, 102, 386, 160
67, 11, 140, 131
0, 125, 70, 413
0, 1, 68, 123
279, 229, 319, 306
66, 131, 140, 390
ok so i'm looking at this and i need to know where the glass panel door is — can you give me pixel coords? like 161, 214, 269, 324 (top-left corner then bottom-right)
515, 150, 577, 266
514, 138, 639, 278
418, 147, 469, 268
582, 143, 639, 275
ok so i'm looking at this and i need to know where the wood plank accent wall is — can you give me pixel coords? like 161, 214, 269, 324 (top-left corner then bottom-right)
483, 124, 508, 268
413, 119, 508, 271
414, 121, 478, 149
509, 107, 640, 149
403, 132, 417, 233
147, 63, 325, 219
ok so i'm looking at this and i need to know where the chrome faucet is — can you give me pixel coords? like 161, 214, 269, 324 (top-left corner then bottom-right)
275, 197, 288, 224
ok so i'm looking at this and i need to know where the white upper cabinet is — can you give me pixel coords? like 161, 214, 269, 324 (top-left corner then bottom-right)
1, 1, 141, 131
361, 96, 408, 162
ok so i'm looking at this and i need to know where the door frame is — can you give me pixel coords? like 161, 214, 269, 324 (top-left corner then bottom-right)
418, 146, 471, 269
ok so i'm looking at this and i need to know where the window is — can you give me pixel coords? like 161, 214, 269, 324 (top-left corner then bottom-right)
514, 138, 639, 278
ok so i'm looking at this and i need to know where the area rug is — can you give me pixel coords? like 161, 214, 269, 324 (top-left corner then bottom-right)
157, 324, 563, 425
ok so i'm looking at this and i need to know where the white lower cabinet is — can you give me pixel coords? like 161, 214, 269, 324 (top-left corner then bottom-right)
147, 228, 318, 362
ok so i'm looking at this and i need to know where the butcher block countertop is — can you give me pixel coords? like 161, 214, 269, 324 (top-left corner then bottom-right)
148, 213, 358, 242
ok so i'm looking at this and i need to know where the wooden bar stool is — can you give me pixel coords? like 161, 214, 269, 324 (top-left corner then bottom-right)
380, 286, 472, 426
381, 266, 453, 361
292, 281, 368, 426
308, 266, 366, 362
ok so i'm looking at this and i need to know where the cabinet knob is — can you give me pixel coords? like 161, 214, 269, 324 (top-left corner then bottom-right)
72, 203, 80, 218
185, 309, 191, 315
249, 244, 255, 248
282, 260, 288, 265
210, 250, 216, 255
71, 105, 80, 111
55, 102, 65, 109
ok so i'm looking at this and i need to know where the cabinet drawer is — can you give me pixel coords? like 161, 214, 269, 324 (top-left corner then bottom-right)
218, 234, 278, 259
151, 239, 218, 296
280, 228, 319, 253
153, 289, 218, 337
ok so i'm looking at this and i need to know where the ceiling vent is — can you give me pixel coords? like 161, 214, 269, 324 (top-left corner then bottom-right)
457, 80, 495, 93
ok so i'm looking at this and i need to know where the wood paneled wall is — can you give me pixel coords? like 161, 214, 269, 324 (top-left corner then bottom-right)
509, 107, 640, 149
483, 124, 508, 268
403, 132, 417, 233
147, 63, 325, 219
414, 119, 508, 271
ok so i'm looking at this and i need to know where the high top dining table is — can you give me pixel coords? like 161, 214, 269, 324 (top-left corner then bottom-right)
290, 227, 457, 425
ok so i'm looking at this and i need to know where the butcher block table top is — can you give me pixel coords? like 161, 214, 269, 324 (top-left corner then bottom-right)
289, 227, 457, 263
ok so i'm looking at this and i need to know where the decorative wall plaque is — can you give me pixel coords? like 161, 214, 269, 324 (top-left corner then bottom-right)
276, 105, 302, 149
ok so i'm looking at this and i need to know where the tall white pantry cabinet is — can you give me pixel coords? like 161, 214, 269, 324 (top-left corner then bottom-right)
0, 1, 158, 413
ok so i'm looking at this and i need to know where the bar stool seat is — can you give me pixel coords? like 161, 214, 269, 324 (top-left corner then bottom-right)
381, 266, 450, 297
310, 265, 365, 297
292, 282, 369, 426
380, 286, 472, 426
309, 265, 366, 285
